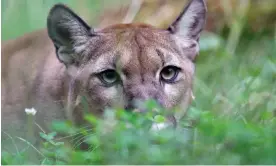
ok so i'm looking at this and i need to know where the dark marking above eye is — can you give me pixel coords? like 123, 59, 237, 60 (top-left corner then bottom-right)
189, 43, 197, 48
122, 68, 131, 78
155, 49, 165, 66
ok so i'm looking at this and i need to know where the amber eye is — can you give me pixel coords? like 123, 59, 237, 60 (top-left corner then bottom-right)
98, 70, 120, 86
160, 66, 180, 83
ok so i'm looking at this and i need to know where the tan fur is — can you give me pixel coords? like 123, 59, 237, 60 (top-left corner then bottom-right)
2, 29, 67, 135
2, 0, 206, 145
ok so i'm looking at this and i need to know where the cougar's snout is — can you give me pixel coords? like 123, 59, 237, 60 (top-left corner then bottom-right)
125, 99, 149, 113
124, 84, 162, 113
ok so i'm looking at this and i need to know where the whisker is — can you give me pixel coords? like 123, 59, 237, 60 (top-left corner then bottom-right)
73, 135, 92, 149
77, 125, 93, 130
70, 134, 85, 144
73, 136, 86, 149
88, 144, 99, 152
72, 132, 96, 149
55, 128, 94, 141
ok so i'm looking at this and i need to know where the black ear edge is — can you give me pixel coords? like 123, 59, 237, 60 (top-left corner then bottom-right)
47, 3, 91, 32
47, 4, 92, 65
168, 0, 207, 34
47, 3, 92, 46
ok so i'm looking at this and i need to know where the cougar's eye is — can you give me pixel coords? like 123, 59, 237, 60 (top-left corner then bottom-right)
160, 66, 180, 83
98, 70, 120, 86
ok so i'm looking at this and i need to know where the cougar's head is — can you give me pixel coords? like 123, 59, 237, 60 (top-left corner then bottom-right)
47, 0, 207, 123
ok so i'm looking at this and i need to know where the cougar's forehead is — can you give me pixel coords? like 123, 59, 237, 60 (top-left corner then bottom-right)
86, 24, 186, 76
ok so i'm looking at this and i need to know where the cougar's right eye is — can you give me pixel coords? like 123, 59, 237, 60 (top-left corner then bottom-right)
160, 66, 181, 83
98, 69, 120, 86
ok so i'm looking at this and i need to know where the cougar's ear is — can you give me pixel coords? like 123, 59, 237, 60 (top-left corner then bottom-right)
168, 0, 207, 40
47, 4, 93, 65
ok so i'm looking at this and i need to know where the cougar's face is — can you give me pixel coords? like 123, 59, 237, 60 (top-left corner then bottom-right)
47, 0, 207, 120
70, 26, 196, 112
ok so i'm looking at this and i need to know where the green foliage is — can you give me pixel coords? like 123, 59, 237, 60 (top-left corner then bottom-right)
2, 102, 276, 164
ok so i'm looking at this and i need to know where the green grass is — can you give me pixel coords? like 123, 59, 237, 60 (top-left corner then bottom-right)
2, 0, 276, 165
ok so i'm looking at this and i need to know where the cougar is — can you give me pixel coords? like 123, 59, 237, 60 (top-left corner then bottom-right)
2, 0, 207, 143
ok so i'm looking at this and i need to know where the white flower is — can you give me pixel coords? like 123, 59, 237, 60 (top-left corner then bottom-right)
151, 122, 169, 131
25, 107, 37, 116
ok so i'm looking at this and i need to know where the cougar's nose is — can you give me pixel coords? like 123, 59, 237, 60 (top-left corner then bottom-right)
125, 99, 148, 113
125, 83, 161, 112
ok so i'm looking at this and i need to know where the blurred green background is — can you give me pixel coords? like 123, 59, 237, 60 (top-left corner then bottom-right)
2, 0, 101, 40
1, 0, 276, 165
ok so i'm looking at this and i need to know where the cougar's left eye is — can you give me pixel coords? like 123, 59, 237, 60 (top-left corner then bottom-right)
160, 66, 180, 83
98, 70, 120, 86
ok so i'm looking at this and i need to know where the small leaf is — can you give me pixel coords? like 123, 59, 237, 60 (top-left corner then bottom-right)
84, 114, 98, 125
153, 115, 166, 123
39, 132, 50, 141
47, 132, 57, 140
